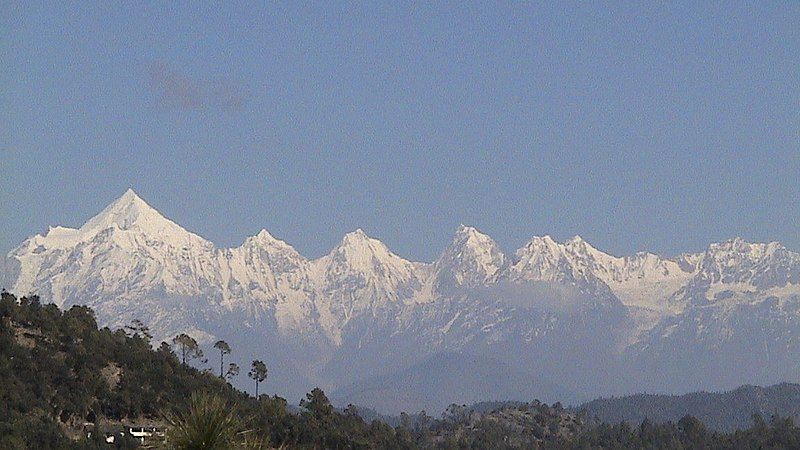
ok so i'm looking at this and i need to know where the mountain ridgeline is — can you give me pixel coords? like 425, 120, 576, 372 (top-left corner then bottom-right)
4, 189, 800, 413
579, 383, 800, 433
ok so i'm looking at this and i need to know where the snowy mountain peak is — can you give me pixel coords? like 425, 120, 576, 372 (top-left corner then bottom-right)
512, 234, 702, 311
513, 235, 562, 262
332, 229, 391, 257
525, 234, 559, 247
452, 225, 497, 248
82, 189, 151, 230
316, 229, 419, 284
240, 229, 302, 258
248, 228, 283, 245
308, 230, 423, 343
706, 237, 784, 259
432, 225, 507, 290
78, 189, 201, 246
563, 235, 606, 258
702, 238, 793, 271
121, 187, 140, 201
568, 234, 585, 244
688, 237, 800, 292
341, 228, 370, 243
256, 228, 274, 239
454, 224, 479, 236
7, 189, 217, 306
565, 235, 597, 251
12, 190, 204, 257
513, 236, 576, 278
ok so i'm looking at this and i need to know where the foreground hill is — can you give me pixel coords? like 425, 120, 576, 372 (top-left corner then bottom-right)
580, 383, 800, 432
0, 292, 408, 449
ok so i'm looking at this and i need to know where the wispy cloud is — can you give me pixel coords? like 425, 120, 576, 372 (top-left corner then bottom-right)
147, 61, 250, 111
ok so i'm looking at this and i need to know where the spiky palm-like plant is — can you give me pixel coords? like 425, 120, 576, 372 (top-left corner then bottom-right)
163, 392, 245, 450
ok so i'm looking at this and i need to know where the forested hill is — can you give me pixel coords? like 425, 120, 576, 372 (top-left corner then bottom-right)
7, 290, 800, 449
580, 384, 800, 432
0, 292, 409, 449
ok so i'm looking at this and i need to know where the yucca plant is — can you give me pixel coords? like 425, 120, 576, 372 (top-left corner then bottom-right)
162, 392, 245, 450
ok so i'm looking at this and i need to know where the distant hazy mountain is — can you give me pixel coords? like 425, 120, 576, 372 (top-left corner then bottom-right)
4, 189, 800, 413
579, 383, 800, 432
331, 351, 573, 415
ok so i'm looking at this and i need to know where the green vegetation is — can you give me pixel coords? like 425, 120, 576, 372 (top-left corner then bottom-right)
0, 292, 413, 449
248, 361, 268, 398
211, 341, 231, 379
424, 402, 800, 449
579, 383, 800, 432
226, 363, 240, 382
4, 290, 800, 449
172, 334, 204, 366
163, 393, 255, 450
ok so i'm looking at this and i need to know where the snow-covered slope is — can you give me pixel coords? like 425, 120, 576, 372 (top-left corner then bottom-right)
309, 229, 425, 344
506, 235, 696, 312
222, 229, 315, 332
431, 225, 507, 293
675, 237, 800, 307
6, 189, 800, 411
11, 189, 216, 303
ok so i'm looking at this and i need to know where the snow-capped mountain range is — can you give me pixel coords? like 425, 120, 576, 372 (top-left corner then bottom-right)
4, 189, 800, 413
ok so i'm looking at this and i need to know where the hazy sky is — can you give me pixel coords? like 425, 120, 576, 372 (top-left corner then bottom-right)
2, 2, 799, 261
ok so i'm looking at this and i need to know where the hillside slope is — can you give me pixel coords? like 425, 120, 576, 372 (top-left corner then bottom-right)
580, 383, 800, 432
0, 292, 410, 449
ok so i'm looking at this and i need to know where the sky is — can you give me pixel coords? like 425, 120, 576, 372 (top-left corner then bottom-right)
2, 1, 799, 261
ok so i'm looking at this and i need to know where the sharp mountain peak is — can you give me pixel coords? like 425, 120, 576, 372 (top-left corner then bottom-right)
81, 188, 175, 233
10, 189, 797, 271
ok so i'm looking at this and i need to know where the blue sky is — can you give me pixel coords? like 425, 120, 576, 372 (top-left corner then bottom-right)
2, 2, 799, 260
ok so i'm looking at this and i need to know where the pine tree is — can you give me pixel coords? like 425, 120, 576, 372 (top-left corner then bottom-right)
248, 360, 268, 397
225, 363, 240, 381
172, 333, 203, 365
213, 340, 231, 378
